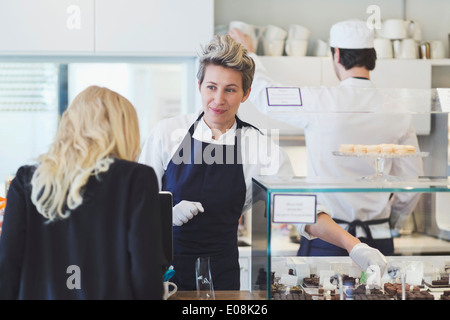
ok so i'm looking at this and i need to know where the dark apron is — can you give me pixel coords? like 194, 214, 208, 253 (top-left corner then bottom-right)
298, 218, 394, 256
162, 113, 248, 290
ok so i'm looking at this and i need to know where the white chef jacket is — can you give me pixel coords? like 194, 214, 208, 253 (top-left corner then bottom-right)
248, 53, 424, 239
138, 111, 295, 216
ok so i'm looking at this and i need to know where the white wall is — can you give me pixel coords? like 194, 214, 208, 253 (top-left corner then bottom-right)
215, 0, 449, 58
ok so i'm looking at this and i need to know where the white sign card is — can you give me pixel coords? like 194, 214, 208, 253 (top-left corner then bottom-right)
272, 260, 289, 278
272, 193, 316, 224
294, 263, 311, 281
266, 87, 302, 106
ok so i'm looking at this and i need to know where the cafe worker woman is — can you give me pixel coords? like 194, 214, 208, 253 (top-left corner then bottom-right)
139, 35, 387, 290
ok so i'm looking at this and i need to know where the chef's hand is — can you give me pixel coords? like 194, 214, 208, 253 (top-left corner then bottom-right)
172, 200, 204, 226
228, 28, 255, 53
349, 243, 388, 275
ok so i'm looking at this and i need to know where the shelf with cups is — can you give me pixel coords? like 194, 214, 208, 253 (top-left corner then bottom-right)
371, 58, 450, 67
374, 19, 447, 62
228, 21, 311, 57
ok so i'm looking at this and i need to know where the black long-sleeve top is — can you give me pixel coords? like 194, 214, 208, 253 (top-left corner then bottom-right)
0, 159, 165, 299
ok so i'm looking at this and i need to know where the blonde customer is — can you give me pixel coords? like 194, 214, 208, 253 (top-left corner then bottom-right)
0, 86, 165, 299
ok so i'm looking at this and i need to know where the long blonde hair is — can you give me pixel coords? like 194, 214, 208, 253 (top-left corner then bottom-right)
31, 86, 140, 221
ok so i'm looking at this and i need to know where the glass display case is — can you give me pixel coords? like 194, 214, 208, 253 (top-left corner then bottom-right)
250, 88, 450, 300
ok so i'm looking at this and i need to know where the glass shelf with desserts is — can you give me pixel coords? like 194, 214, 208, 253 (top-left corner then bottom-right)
332, 145, 429, 182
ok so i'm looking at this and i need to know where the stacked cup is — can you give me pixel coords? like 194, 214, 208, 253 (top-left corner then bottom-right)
262, 25, 287, 56
373, 38, 393, 59
375, 19, 422, 59
430, 40, 445, 59
285, 24, 310, 57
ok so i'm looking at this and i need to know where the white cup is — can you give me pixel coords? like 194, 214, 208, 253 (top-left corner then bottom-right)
285, 39, 308, 56
287, 24, 310, 40
263, 39, 285, 56
229, 20, 258, 50
374, 38, 393, 59
393, 39, 417, 59
163, 281, 177, 300
313, 39, 329, 57
400, 38, 418, 59
264, 24, 287, 41
430, 40, 445, 59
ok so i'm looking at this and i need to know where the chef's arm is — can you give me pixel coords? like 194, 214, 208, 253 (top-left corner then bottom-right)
229, 28, 278, 111
229, 28, 308, 129
304, 212, 361, 254
301, 212, 388, 274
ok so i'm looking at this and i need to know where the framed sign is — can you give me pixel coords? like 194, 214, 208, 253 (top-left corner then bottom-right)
266, 87, 303, 107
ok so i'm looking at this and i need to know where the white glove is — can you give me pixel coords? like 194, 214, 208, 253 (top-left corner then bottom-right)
172, 200, 204, 226
349, 243, 388, 276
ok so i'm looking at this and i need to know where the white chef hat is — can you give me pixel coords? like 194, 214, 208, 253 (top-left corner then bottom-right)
329, 19, 374, 49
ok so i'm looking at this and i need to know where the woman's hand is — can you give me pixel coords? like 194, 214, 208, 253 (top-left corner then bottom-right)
349, 243, 388, 275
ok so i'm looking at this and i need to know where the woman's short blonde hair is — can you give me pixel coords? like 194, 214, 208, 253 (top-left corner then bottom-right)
197, 35, 255, 94
31, 85, 140, 221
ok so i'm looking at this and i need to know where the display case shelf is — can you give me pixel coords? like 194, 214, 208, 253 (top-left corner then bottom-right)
253, 175, 450, 193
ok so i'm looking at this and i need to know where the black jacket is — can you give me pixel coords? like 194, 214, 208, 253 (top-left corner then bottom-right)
0, 159, 165, 299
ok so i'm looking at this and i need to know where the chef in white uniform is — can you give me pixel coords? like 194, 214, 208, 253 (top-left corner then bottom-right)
139, 34, 388, 289
230, 20, 424, 256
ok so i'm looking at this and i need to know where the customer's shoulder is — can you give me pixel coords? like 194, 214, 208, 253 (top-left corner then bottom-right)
109, 159, 158, 192
112, 158, 155, 175
14, 164, 37, 182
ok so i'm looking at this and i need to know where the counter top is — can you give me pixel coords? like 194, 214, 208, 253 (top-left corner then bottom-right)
394, 234, 450, 255
169, 290, 264, 300
253, 175, 450, 193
